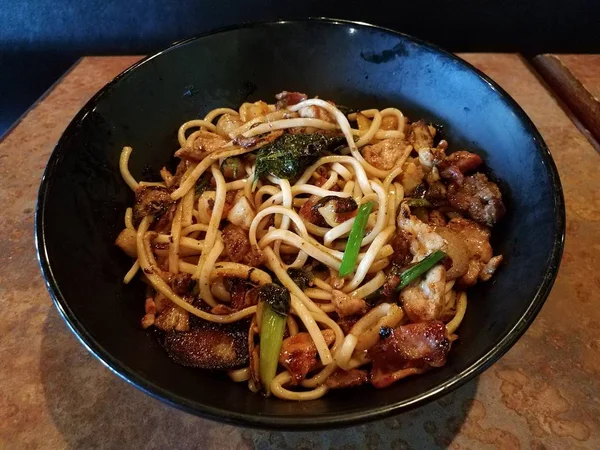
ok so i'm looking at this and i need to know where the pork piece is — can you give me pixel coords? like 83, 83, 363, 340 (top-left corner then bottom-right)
279, 330, 336, 384
175, 130, 228, 161
447, 173, 505, 226
439, 217, 494, 286
369, 321, 451, 388
325, 368, 369, 389
397, 207, 447, 261
162, 321, 249, 369
153, 303, 190, 332
389, 229, 412, 266
298, 104, 335, 123
133, 186, 174, 224
276, 91, 308, 109
362, 138, 408, 170
313, 195, 358, 227
401, 160, 426, 194
197, 190, 237, 225
428, 210, 447, 227
239, 101, 270, 122
221, 224, 265, 266
227, 278, 260, 310
408, 120, 434, 150
299, 195, 324, 225
170, 273, 195, 296
233, 130, 283, 150
337, 315, 361, 334
439, 150, 483, 175
425, 181, 447, 207
400, 265, 447, 322
331, 290, 368, 318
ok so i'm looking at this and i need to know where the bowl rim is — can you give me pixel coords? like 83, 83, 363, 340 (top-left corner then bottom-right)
35, 17, 566, 430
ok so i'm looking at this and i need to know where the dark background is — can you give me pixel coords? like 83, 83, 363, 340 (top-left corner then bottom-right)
1, 0, 599, 137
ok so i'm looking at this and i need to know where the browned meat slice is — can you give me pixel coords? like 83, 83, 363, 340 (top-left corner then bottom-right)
162, 322, 249, 369
276, 91, 308, 109
133, 186, 174, 224
408, 120, 434, 150
447, 173, 505, 226
439, 150, 483, 175
389, 229, 412, 266
298, 195, 324, 225
425, 181, 448, 206
337, 315, 360, 334
325, 369, 369, 389
170, 273, 195, 296
362, 138, 408, 170
428, 210, 447, 227
331, 290, 368, 318
227, 278, 260, 310
369, 321, 451, 388
221, 224, 265, 267
297, 105, 335, 123
446, 218, 493, 262
279, 330, 336, 384
233, 130, 283, 150
153, 303, 190, 332
175, 131, 228, 161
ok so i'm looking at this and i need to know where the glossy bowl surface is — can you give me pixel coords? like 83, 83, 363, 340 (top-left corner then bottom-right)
36, 19, 565, 429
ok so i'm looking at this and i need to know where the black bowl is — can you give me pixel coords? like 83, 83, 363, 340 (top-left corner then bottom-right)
36, 19, 565, 429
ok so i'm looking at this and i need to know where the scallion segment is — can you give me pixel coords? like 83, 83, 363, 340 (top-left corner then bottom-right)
394, 250, 446, 292
338, 201, 374, 277
258, 283, 291, 395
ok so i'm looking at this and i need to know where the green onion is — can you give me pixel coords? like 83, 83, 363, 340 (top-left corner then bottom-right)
221, 157, 242, 179
394, 250, 446, 292
365, 250, 447, 302
338, 201, 373, 277
258, 284, 290, 395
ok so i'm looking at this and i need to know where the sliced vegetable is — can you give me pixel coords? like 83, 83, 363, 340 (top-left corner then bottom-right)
338, 201, 374, 277
253, 133, 344, 184
258, 283, 291, 395
366, 250, 447, 302
403, 198, 432, 208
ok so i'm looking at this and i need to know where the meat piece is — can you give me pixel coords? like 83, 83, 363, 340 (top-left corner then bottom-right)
175, 131, 228, 161
425, 181, 447, 207
362, 138, 408, 170
400, 265, 446, 322
153, 303, 190, 332
197, 190, 237, 224
439, 150, 483, 175
434, 227, 470, 280
446, 218, 493, 262
233, 130, 283, 150
133, 186, 174, 224
401, 160, 425, 194
397, 206, 447, 261
115, 228, 137, 258
369, 321, 451, 388
162, 322, 249, 369
216, 113, 244, 137
389, 229, 412, 266
170, 273, 195, 296
222, 224, 264, 267
279, 330, 336, 384
447, 173, 505, 226
331, 290, 368, 318
479, 255, 503, 281
313, 195, 358, 227
337, 315, 360, 334
298, 195, 323, 225
222, 224, 251, 263
239, 101, 270, 122
227, 278, 260, 310
408, 120, 434, 150
211, 304, 235, 315
428, 210, 447, 227
154, 203, 177, 233
325, 369, 369, 389
276, 91, 308, 109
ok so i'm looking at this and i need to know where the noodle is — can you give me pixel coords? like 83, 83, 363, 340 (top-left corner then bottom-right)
117, 92, 505, 401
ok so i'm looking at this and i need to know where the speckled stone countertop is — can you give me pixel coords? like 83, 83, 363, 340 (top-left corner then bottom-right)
1, 54, 599, 449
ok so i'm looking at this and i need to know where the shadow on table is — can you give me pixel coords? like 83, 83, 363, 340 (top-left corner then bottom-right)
41, 308, 477, 449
